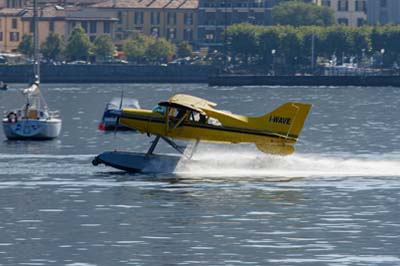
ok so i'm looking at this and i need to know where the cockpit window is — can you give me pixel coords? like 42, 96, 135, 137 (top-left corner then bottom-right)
152, 105, 166, 115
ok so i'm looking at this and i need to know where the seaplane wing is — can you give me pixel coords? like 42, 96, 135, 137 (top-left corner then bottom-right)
117, 94, 312, 156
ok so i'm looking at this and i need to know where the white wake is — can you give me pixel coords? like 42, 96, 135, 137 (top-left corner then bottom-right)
175, 148, 400, 179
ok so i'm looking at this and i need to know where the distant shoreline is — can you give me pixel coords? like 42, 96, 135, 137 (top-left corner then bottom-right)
0, 64, 212, 84
1, 65, 399, 87
208, 74, 400, 87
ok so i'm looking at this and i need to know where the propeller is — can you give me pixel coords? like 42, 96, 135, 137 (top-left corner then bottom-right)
113, 90, 124, 136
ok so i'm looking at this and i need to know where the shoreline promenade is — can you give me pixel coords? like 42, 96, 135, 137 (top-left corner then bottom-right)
1, 64, 400, 86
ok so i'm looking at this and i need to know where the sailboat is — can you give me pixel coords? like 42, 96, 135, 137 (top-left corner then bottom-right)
2, 0, 61, 140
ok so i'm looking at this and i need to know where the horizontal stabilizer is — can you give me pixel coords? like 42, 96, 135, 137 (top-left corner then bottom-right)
255, 143, 295, 156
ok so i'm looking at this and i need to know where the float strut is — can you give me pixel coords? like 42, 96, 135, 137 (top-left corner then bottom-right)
146, 136, 160, 155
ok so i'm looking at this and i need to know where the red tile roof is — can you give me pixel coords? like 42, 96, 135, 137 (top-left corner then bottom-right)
92, 0, 198, 9
0, 8, 26, 16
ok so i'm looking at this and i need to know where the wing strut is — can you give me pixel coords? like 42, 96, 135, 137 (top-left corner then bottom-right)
161, 136, 186, 155
146, 135, 191, 159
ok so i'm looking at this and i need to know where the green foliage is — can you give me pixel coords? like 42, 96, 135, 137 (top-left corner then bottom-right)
41, 32, 64, 61
177, 41, 193, 58
122, 33, 155, 62
258, 27, 281, 63
17, 34, 34, 57
319, 25, 353, 57
93, 35, 115, 60
227, 23, 261, 63
145, 38, 175, 62
272, 1, 336, 27
225, 23, 400, 72
64, 25, 93, 61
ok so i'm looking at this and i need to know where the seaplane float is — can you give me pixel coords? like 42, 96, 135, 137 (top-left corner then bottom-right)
92, 94, 312, 173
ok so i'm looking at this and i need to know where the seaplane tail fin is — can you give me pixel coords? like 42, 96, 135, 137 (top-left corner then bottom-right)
254, 102, 312, 156
260, 102, 312, 140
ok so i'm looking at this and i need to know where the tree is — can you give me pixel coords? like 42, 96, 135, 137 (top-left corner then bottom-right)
122, 33, 155, 62
177, 41, 193, 58
17, 34, 34, 57
64, 25, 93, 61
319, 26, 353, 61
93, 35, 115, 61
349, 26, 371, 56
145, 38, 175, 63
41, 32, 64, 61
272, 1, 335, 27
258, 26, 282, 65
226, 23, 261, 64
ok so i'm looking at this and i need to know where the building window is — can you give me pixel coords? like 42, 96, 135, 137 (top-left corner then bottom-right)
167, 12, 176, 25
134, 11, 144, 24
48, 21, 54, 32
104, 22, 111, 33
10, 32, 19, 42
117, 11, 123, 24
184, 28, 193, 41
357, 18, 365, 26
29, 21, 34, 32
151, 12, 160, 25
167, 28, 176, 40
11, 18, 18, 29
0, 32, 3, 42
337, 18, 349, 25
81, 21, 88, 32
184, 13, 193, 25
338, 0, 349, 11
90, 36, 96, 42
380, 0, 387, 8
151, 27, 159, 37
205, 33, 214, 42
321, 0, 331, 6
379, 11, 388, 24
355, 0, 366, 12
90, 21, 97, 33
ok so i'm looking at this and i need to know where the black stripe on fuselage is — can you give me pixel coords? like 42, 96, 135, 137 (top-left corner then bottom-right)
120, 113, 298, 140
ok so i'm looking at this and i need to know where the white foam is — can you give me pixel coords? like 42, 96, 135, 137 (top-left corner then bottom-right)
174, 148, 400, 179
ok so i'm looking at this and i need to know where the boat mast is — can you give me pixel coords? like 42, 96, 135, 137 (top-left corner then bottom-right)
33, 0, 39, 83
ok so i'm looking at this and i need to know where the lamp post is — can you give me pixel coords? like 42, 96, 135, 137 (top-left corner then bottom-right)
380, 48, 385, 72
271, 49, 276, 75
311, 31, 315, 73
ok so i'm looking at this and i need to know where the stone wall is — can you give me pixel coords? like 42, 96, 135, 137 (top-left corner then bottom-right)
0, 64, 214, 83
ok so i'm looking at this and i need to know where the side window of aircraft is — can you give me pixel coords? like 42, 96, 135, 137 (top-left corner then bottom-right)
207, 117, 222, 126
189, 111, 208, 124
152, 105, 166, 115
175, 108, 186, 119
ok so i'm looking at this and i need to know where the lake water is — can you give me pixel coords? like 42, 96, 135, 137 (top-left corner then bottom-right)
1, 84, 400, 266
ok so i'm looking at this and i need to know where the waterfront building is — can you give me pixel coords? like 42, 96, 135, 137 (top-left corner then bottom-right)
64, 8, 118, 42
0, 0, 27, 8
314, 0, 367, 26
90, 0, 198, 44
0, 8, 25, 51
0, 5, 117, 52
197, 0, 277, 47
20, 5, 66, 47
366, 0, 400, 25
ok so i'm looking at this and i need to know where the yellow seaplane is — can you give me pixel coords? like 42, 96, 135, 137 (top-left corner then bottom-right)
92, 94, 312, 173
